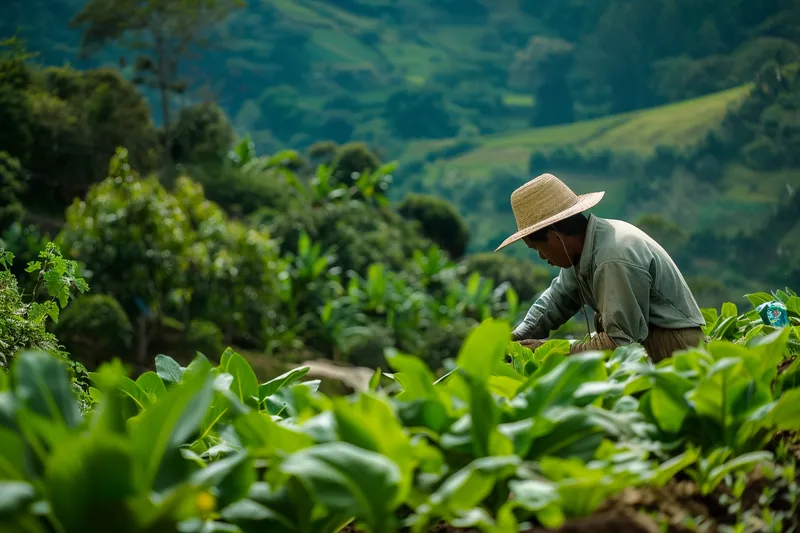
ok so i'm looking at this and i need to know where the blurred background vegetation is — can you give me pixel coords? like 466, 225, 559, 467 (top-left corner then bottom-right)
2, 0, 800, 381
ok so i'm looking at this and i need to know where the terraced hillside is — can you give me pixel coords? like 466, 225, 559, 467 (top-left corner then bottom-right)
394, 85, 764, 250
6, 0, 797, 155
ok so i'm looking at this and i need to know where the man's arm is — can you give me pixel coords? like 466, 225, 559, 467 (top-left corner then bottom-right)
512, 269, 582, 341
567, 260, 652, 353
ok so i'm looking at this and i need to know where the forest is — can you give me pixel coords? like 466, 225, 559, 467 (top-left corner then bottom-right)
2, 0, 800, 531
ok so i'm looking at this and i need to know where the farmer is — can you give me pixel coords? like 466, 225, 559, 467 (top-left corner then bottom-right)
496, 173, 705, 363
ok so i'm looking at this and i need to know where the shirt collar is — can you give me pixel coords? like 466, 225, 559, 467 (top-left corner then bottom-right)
577, 214, 597, 274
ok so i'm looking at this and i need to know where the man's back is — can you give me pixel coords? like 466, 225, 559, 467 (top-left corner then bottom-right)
578, 215, 704, 336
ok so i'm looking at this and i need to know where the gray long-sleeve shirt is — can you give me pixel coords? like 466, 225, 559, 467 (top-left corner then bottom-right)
512, 214, 705, 345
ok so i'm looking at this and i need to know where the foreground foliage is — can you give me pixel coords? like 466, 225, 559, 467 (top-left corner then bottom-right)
1, 291, 799, 532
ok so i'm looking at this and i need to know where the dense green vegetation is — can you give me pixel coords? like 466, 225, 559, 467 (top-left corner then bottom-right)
1, 265, 799, 531
3, 1, 800, 530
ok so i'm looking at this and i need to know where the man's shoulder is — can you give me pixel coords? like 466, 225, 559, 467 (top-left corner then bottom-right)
592, 217, 657, 266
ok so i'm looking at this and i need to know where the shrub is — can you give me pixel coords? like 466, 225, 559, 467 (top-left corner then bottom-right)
397, 193, 470, 260
0, 242, 91, 406
742, 135, 785, 170
419, 318, 475, 371
53, 294, 133, 369
331, 142, 381, 186
170, 101, 236, 165
461, 252, 549, 302
340, 323, 394, 370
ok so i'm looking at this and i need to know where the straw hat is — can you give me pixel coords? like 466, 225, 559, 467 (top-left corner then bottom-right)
494, 173, 605, 251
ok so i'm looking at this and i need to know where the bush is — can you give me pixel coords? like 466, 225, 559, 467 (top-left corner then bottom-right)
340, 324, 394, 370
692, 153, 723, 183
170, 101, 236, 165
190, 163, 300, 217
419, 319, 475, 371
384, 87, 459, 139
0, 242, 91, 406
741, 135, 785, 171
461, 252, 549, 302
397, 194, 470, 259
53, 294, 133, 368
331, 142, 381, 185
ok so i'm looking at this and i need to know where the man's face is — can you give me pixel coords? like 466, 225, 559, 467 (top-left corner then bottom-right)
522, 231, 572, 269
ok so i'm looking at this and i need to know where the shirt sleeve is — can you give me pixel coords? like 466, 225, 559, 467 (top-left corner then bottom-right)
593, 260, 652, 345
512, 269, 582, 341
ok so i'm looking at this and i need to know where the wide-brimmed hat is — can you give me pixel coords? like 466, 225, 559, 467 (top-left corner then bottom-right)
494, 173, 605, 251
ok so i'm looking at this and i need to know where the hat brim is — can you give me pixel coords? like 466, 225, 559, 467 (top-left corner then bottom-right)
494, 191, 605, 252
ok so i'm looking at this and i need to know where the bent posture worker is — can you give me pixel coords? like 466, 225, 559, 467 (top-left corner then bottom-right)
496, 173, 705, 363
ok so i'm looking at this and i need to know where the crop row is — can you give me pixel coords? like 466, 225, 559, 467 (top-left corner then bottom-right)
1, 292, 800, 532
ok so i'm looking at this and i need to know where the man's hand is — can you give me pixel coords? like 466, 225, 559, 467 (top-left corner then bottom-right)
518, 338, 545, 350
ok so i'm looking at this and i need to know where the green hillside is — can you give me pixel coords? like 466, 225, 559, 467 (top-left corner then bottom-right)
395, 85, 759, 248
5, 0, 798, 155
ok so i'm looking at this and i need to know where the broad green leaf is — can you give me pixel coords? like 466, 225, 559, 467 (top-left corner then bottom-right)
424, 456, 520, 519
190, 451, 255, 509
721, 302, 738, 319
786, 296, 800, 317
0, 428, 26, 479
117, 376, 153, 412
133, 365, 214, 492
649, 448, 700, 486
225, 479, 353, 533
234, 411, 314, 456
504, 479, 563, 529
639, 367, 693, 433
701, 308, 719, 328
776, 355, 800, 396
709, 316, 738, 340
517, 352, 606, 418
333, 393, 416, 501
456, 319, 510, 381
769, 388, 800, 430
538, 457, 622, 516
701, 451, 773, 495
219, 347, 237, 371
0, 480, 36, 515
488, 375, 524, 398
155, 354, 184, 385
258, 366, 310, 402
11, 351, 80, 428
44, 432, 137, 531
280, 442, 402, 533
526, 408, 606, 461
745, 292, 774, 308
497, 419, 536, 457
369, 368, 382, 391
386, 353, 438, 401
136, 371, 167, 401
225, 352, 259, 407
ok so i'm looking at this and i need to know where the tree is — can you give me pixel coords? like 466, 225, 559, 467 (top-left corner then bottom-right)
70, 0, 243, 155
60, 149, 194, 364
384, 87, 459, 139
60, 148, 284, 362
510, 36, 576, 127
398, 194, 470, 260
170, 101, 235, 165
0, 152, 25, 228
